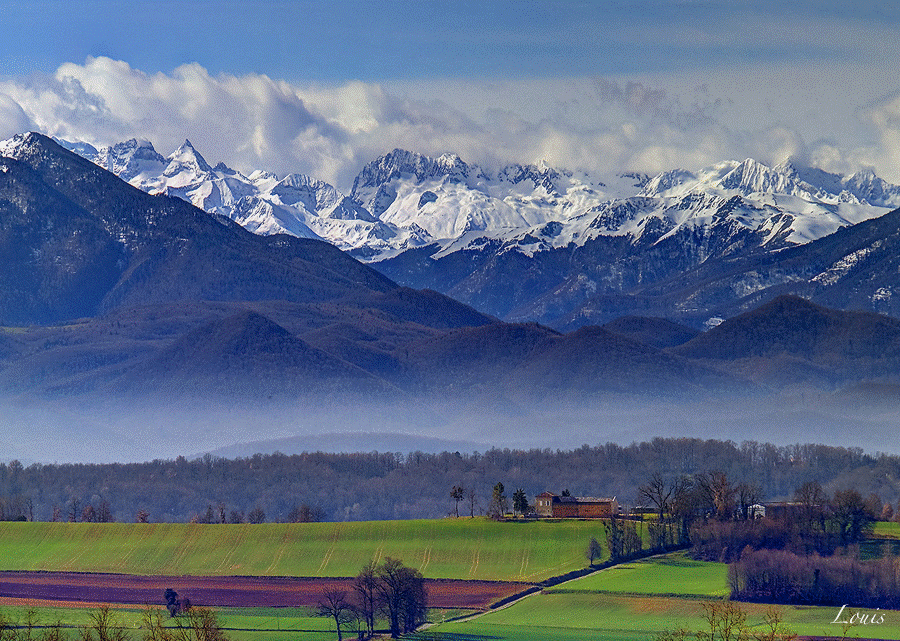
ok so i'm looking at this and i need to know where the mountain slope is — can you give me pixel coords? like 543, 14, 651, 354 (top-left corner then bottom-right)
128, 310, 396, 397
368, 153, 900, 324
671, 295, 900, 387
45, 134, 900, 327
0, 133, 400, 324
602, 316, 700, 349
580, 205, 900, 327
398, 321, 738, 399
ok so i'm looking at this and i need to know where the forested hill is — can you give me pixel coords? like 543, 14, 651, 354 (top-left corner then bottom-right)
0, 438, 895, 523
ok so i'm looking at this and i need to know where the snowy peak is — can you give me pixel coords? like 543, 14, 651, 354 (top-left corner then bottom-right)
640, 169, 697, 196
842, 170, 900, 207
164, 139, 213, 177
52, 137, 101, 160
718, 158, 803, 196
270, 173, 376, 222
0, 131, 47, 159
271, 172, 338, 211
99, 138, 167, 182
496, 163, 565, 195
636, 156, 900, 209
351, 148, 478, 197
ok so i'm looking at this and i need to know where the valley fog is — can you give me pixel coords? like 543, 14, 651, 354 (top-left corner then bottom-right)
2, 390, 896, 465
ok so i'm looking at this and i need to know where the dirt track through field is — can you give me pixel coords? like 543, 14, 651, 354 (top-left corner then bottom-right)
0, 572, 529, 610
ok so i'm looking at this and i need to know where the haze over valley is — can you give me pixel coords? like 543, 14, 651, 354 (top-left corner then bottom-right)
1, 133, 900, 462
2, 3, 900, 465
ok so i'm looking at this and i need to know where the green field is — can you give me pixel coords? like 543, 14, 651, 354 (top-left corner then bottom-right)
549, 551, 729, 597
0, 603, 470, 641
0, 520, 614, 581
0, 604, 332, 641
872, 521, 900, 538
425, 552, 900, 641
6, 521, 900, 640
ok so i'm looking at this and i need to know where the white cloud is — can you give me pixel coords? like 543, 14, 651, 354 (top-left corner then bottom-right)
0, 92, 33, 139
1, 57, 899, 189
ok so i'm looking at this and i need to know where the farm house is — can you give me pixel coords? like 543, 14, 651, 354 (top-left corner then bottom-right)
534, 492, 619, 518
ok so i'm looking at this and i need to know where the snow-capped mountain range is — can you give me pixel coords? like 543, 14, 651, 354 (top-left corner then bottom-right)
5, 132, 900, 325
36, 136, 900, 263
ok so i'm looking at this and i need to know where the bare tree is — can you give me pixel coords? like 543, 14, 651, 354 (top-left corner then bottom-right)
318, 589, 354, 641
467, 488, 479, 518
82, 504, 96, 523
68, 498, 81, 523
97, 500, 113, 523
831, 489, 873, 544
352, 561, 378, 638
697, 471, 736, 520
638, 473, 673, 523
794, 480, 828, 547
698, 600, 746, 641
735, 482, 763, 520
80, 605, 128, 641
142, 605, 227, 641
752, 605, 797, 641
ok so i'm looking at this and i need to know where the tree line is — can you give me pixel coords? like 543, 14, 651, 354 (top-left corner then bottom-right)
0, 605, 227, 641
635, 464, 900, 610
1, 437, 899, 522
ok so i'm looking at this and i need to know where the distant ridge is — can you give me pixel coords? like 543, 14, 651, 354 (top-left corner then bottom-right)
129, 310, 396, 397
672, 295, 900, 387
602, 316, 700, 349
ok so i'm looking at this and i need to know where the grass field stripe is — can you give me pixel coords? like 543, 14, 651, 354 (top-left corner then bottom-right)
517, 547, 527, 581
315, 523, 341, 576
419, 545, 430, 573
219, 524, 249, 572
468, 544, 480, 579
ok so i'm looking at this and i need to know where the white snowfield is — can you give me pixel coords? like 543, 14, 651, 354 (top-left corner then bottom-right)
4, 134, 899, 264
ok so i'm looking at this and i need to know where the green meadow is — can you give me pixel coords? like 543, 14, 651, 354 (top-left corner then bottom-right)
0, 603, 470, 641
425, 552, 900, 641
548, 551, 729, 597
0, 519, 613, 581
5, 521, 900, 639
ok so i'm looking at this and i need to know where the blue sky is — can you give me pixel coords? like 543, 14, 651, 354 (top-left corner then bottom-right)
1, 1, 899, 188
6, 1, 896, 80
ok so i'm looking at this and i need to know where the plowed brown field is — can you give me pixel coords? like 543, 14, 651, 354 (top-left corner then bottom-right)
0, 572, 529, 610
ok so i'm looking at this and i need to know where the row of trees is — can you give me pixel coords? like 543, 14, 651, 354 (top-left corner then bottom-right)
637, 468, 895, 555
689, 482, 885, 562
0, 605, 227, 641
657, 601, 797, 641
318, 557, 428, 640
730, 548, 900, 609
1, 437, 897, 522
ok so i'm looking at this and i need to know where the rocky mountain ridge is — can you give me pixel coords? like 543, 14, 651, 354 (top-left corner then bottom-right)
7, 132, 900, 327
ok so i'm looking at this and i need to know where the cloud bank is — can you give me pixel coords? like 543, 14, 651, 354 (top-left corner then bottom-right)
1, 57, 900, 189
